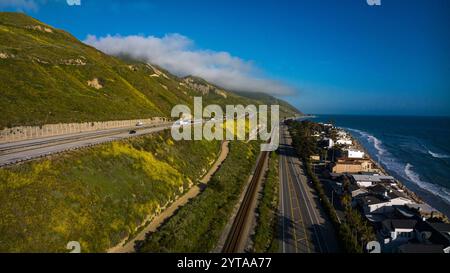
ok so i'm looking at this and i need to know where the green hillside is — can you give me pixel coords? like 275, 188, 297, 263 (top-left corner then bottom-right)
0, 12, 301, 129
0, 130, 220, 252
233, 91, 302, 118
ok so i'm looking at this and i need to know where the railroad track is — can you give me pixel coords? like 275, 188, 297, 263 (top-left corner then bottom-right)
222, 150, 269, 253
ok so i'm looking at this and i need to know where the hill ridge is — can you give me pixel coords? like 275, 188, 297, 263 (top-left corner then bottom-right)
0, 12, 300, 129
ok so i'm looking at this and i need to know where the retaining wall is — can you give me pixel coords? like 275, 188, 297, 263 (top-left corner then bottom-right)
0, 117, 169, 143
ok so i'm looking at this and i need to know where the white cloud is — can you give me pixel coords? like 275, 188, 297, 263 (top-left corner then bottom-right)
84, 33, 296, 95
0, 0, 39, 11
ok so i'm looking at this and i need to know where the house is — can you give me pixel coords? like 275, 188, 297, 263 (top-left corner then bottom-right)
368, 184, 410, 200
398, 243, 444, 253
320, 123, 333, 128
347, 149, 365, 159
348, 183, 367, 198
351, 174, 396, 187
357, 191, 414, 214
336, 138, 352, 146
379, 219, 417, 245
414, 221, 450, 253
322, 138, 334, 149
331, 159, 376, 174
337, 130, 348, 137
405, 203, 439, 219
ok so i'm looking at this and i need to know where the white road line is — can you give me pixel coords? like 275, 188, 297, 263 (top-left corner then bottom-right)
287, 156, 323, 253
284, 127, 327, 253
279, 144, 286, 253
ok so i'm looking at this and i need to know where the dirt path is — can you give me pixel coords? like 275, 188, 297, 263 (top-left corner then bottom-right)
108, 141, 230, 253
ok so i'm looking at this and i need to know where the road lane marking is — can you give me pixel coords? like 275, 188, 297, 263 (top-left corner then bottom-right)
287, 156, 311, 253
284, 155, 299, 253
285, 155, 312, 253
288, 149, 328, 253
279, 141, 286, 253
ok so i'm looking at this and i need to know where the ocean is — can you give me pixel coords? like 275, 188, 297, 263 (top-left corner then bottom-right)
311, 115, 450, 217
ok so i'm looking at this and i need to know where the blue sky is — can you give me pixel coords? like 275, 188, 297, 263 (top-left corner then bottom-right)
1, 0, 449, 116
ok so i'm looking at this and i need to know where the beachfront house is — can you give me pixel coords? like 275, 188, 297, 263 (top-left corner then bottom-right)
414, 221, 450, 253
322, 138, 334, 149
405, 203, 439, 219
336, 139, 353, 146
347, 149, 365, 159
337, 130, 347, 137
351, 174, 396, 187
358, 190, 415, 214
379, 219, 417, 246
331, 158, 375, 174
320, 123, 333, 128
381, 219, 450, 253
348, 183, 368, 198
398, 243, 444, 253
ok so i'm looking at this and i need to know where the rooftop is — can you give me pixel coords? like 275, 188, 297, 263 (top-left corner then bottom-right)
352, 174, 395, 182
382, 219, 417, 230
368, 184, 408, 200
398, 243, 444, 253
406, 203, 437, 214
360, 195, 387, 205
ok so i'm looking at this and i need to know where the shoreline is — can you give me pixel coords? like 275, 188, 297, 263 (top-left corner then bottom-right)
340, 127, 449, 221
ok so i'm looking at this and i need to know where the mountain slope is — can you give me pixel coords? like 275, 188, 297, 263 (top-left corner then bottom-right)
233, 91, 302, 118
0, 12, 300, 129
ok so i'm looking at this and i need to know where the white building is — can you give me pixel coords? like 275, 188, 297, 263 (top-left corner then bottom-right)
323, 138, 334, 148
380, 219, 417, 245
348, 149, 365, 159
360, 194, 415, 214
351, 174, 396, 187
319, 122, 333, 128
336, 139, 352, 145
337, 130, 348, 138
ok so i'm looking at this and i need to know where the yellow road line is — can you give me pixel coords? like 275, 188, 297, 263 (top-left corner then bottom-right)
285, 150, 311, 253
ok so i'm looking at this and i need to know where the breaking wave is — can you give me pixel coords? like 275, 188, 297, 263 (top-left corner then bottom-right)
346, 128, 386, 159
405, 163, 450, 204
427, 150, 450, 159
346, 127, 450, 205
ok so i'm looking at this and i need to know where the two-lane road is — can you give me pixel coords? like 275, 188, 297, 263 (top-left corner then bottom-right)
278, 124, 340, 253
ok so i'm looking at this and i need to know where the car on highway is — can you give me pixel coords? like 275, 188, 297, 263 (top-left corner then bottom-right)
136, 121, 143, 127
129, 130, 137, 134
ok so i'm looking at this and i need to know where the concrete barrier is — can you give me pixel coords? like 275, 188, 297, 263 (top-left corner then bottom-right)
0, 117, 169, 144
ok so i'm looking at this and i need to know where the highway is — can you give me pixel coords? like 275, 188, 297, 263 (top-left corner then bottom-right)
278, 124, 340, 253
0, 122, 172, 167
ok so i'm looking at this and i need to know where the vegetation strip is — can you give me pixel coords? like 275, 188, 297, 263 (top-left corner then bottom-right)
251, 152, 280, 253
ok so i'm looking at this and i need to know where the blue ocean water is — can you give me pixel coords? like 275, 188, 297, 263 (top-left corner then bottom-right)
312, 115, 450, 217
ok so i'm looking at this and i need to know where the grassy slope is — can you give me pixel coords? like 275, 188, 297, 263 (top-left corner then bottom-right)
0, 13, 171, 127
0, 130, 220, 252
0, 12, 300, 128
137, 140, 260, 252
